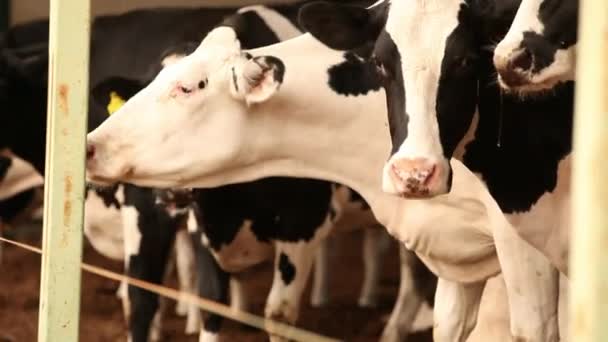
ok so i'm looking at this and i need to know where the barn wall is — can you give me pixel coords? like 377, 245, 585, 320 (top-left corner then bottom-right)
11, 0, 299, 25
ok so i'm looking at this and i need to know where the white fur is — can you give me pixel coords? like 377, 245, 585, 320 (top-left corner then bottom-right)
381, 0, 462, 195
205, 219, 273, 273
0, 152, 43, 200
198, 330, 219, 342
122, 206, 142, 259
83, 187, 125, 260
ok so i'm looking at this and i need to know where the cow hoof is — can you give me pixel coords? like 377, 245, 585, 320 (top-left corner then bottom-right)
379, 329, 406, 342
198, 330, 220, 342
357, 295, 380, 308
309, 294, 329, 308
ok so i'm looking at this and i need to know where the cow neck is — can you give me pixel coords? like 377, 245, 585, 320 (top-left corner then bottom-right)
188, 35, 509, 283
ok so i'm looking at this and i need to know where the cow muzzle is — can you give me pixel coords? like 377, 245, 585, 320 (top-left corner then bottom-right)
382, 156, 449, 198
494, 47, 534, 89
85, 139, 130, 185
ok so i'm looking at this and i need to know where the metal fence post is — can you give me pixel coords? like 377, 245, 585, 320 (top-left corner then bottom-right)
570, 0, 608, 341
37, 1, 90, 341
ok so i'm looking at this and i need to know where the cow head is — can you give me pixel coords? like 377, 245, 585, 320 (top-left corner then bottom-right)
493, 0, 578, 92
86, 27, 286, 187
300, 0, 483, 198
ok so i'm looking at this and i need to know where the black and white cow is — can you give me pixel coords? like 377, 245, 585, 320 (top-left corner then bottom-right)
494, 0, 578, 92
1, 3, 432, 342
84, 16, 535, 341
301, 0, 572, 340
98, 33, 434, 342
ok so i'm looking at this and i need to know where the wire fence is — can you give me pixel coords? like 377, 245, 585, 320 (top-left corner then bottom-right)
0, 236, 341, 342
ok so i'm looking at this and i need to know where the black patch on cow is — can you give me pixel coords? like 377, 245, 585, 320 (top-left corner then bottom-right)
0, 188, 36, 222
278, 252, 296, 285
121, 184, 182, 342
517, 0, 578, 75
191, 223, 230, 333
91, 77, 143, 110
192, 177, 333, 252
220, 11, 281, 49
86, 183, 122, 209
435, 4, 479, 159
373, 30, 408, 155
327, 52, 382, 97
462, 52, 573, 213
299, 0, 389, 51
0, 156, 12, 181
257, 56, 285, 85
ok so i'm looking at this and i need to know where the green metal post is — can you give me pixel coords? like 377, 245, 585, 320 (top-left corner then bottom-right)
37, 1, 90, 341
570, 0, 608, 341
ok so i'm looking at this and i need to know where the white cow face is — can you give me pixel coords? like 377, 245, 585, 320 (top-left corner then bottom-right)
86, 27, 285, 187
301, 0, 479, 198
493, 0, 578, 93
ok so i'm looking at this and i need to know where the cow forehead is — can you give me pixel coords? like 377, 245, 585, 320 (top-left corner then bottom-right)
385, 0, 464, 67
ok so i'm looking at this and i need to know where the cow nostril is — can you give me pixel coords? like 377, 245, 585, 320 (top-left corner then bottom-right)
510, 48, 533, 71
86, 143, 95, 160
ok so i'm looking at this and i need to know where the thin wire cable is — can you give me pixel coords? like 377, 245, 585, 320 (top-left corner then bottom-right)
0, 236, 340, 342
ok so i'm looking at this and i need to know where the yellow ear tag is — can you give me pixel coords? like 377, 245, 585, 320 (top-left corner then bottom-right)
107, 91, 126, 116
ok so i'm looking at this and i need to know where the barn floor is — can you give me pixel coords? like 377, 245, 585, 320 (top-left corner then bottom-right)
0, 222, 433, 342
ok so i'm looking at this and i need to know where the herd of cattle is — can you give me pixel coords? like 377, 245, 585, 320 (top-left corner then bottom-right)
0, 0, 579, 341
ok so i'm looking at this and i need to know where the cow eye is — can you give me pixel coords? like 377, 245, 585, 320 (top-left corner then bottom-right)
179, 85, 193, 94
198, 78, 208, 89
558, 41, 568, 48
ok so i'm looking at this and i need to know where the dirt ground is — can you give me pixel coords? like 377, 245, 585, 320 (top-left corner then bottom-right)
0, 222, 432, 342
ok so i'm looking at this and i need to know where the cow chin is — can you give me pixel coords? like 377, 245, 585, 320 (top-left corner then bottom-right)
498, 72, 568, 95
498, 57, 574, 95
86, 162, 134, 187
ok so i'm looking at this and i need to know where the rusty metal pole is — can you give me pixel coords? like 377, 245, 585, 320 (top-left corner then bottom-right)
570, 0, 608, 341
37, 0, 90, 341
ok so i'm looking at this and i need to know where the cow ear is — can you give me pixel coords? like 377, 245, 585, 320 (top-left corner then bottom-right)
91, 77, 144, 115
299, 1, 387, 51
232, 56, 285, 105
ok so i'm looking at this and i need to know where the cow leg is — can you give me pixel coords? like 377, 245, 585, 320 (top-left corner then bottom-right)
494, 223, 560, 342
194, 233, 230, 342
230, 277, 248, 312
433, 278, 485, 342
359, 227, 393, 308
122, 205, 178, 342
381, 244, 435, 342
266, 220, 332, 342
310, 236, 331, 307
174, 229, 201, 335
